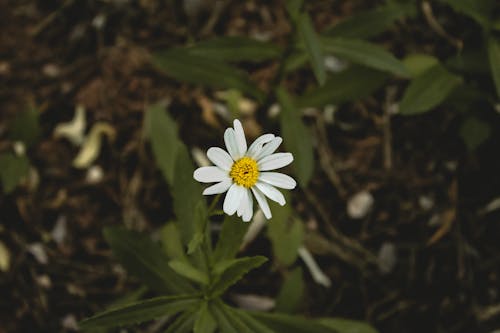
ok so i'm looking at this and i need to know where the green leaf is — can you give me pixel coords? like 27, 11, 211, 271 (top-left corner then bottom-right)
275, 267, 304, 313
446, 47, 490, 75
402, 54, 439, 77
211, 301, 256, 333
161, 223, 188, 262
399, 64, 463, 115
298, 13, 327, 85
153, 49, 265, 101
186, 37, 282, 62
460, 116, 491, 151
210, 256, 268, 297
325, 3, 417, 38
318, 318, 379, 333
234, 309, 276, 333
298, 65, 387, 107
169, 260, 209, 285
103, 227, 195, 294
213, 215, 250, 262
187, 201, 209, 255
251, 312, 335, 333
277, 87, 314, 187
172, 148, 208, 246
442, 0, 493, 28
487, 36, 500, 98
193, 302, 217, 333
0, 153, 30, 194
268, 216, 303, 266
285, 0, 304, 23
145, 104, 180, 184
321, 37, 409, 77
79, 294, 200, 330
8, 107, 40, 146
164, 309, 197, 333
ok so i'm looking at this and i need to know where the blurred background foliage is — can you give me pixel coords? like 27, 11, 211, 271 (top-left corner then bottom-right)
0, 0, 500, 332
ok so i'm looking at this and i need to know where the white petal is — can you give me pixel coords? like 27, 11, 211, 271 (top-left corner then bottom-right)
242, 188, 253, 222
255, 182, 286, 206
258, 153, 294, 171
246, 134, 275, 158
223, 184, 245, 215
255, 137, 282, 160
203, 179, 232, 195
251, 187, 272, 219
233, 119, 247, 157
193, 166, 228, 183
259, 172, 297, 189
224, 128, 241, 160
207, 147, 233, 171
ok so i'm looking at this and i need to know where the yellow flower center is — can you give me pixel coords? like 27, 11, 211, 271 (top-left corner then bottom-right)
230, 157, 259, 188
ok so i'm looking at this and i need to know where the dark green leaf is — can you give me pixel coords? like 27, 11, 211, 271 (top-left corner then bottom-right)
298, 13, 327, 85
210, 256, 268, 297
277, 87, 314, 186
321, 37, 409, 77
298, 65, 387, 107
318, 318, 379, 333
153, 49, 264, 101
325, 3, 417, 38
169, 260, 209, 285
79, 294, 200, 330
251, 312, 335, 333
193, 302, 217, 333
402, 54, 439, 77
103, 227, 195, 294
488, 36, 500, 98
213, 215, 250, 262
460, 116, 491, 151
285, 0, 304, 22
172, 147, 208, 246
399, 64, 463, 115
234, 309, 275, 333
442, 0, 493, 28
186, 37, 282, 62
8, 107, 40, 146
275, 267, 304, 313
0, 153, 30, 194
164, 309, 197, 333
211, 301, 255, 333
161, 223, 188, 262
145, 104, 180, 184
446, 47, 490, 75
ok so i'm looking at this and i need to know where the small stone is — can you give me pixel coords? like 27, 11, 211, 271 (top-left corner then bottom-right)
27, 243, 48, 264
377, 242, 397, 274
347, 191, 374, 219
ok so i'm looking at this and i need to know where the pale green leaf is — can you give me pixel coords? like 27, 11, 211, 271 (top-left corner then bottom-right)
318, 318, 379, 333
268, 214, 303, 266
321, 37, 409, 77
0, 153, 30, 194
487, 36, 500, 98
211, 301, 256, 333
79, 294, 200, 330
186, 37, 282, 62
275, 267, 304, 313
298, 13, 327, 85
399, 64, 463, 115
460, 116, 491, 151
402, 54, 439, 77
250, 312, 335, 333
325, 3, 417, 38
193, 302, 217, 333
213, 215, 250, 262
234, 309, 275, 333
297, 65, 387, 107
153, 49, 265, 101
210, 256, 268, 297
277, 87, 314, 186
169, 260, 209, 285
103, 227, 195, 294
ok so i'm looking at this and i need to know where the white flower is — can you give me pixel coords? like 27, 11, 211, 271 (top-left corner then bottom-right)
193, 119, 297, 222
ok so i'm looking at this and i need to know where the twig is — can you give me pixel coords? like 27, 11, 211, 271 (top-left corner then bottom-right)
421, 1, 463, 50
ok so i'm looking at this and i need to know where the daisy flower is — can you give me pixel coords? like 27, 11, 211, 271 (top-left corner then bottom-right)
193, 119, 297, 222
